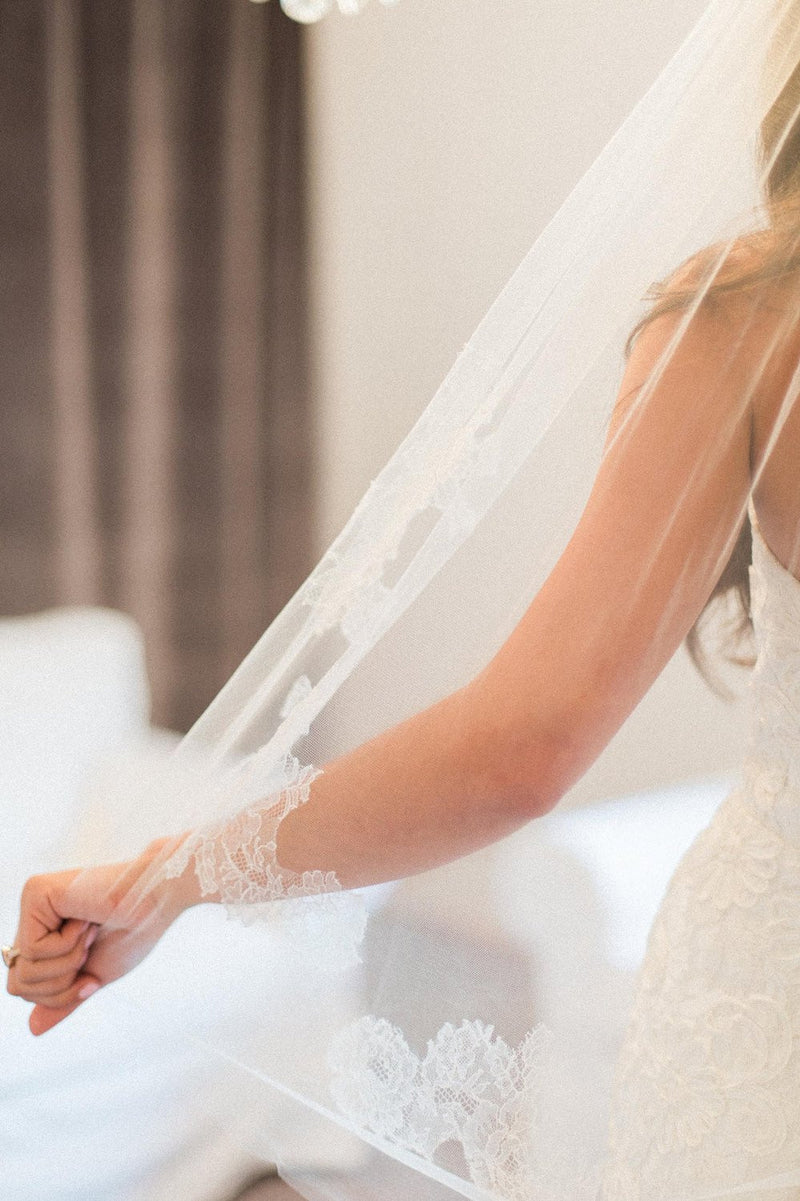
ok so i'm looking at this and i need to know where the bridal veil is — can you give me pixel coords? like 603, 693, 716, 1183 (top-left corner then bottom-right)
47, 0, 800, 1197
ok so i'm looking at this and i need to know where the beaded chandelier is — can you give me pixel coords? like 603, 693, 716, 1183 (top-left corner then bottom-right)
251, 0, 398, 22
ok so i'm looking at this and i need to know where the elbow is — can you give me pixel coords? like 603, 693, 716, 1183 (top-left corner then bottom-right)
456, 695, 577, 823
451, 682, 595, 821
487, 731, 575, 821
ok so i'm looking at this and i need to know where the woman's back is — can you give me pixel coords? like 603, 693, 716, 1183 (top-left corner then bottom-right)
687, 245, 800, 578
752, 291, 800, 575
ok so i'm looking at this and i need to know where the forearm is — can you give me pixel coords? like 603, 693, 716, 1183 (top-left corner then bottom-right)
161, 681, 552, 915
277, 686, 541, 890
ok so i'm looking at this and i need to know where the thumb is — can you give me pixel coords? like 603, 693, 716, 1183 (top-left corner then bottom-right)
59, 862, 132, 925
29, 975, 102, 1037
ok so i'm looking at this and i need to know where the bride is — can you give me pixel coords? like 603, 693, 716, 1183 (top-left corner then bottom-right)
6, 0, 800, 1197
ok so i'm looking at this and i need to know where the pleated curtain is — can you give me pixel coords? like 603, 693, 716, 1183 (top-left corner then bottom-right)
0, 0, 312, 730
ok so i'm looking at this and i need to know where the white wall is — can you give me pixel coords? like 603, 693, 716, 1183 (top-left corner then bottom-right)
304, 0, 749, 807
305, 0, 711, 549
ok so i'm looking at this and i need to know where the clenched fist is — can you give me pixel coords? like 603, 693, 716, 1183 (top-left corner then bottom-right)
7, 840, 188, 1036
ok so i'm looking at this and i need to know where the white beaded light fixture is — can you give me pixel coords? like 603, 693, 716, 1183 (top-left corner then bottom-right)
250, 0, 398, 22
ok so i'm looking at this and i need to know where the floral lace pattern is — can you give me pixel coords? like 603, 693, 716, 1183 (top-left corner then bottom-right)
601, 515, 800, 1200
328, 1016, 601, 1201
162, 752, 367, 968
298, 384, 508, 644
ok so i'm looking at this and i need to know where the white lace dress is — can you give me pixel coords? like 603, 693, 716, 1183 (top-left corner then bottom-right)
602, 513, 800, 1201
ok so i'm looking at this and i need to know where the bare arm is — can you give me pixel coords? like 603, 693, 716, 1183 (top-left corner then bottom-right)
9, 306, 756, 1031
266, 309, 754, 890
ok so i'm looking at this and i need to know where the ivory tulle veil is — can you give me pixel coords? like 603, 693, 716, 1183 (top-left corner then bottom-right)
29, 0, 800, 1198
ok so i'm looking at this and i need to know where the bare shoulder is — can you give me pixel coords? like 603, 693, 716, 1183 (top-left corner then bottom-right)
621, 236, 800, 425
610, 244, 763, 441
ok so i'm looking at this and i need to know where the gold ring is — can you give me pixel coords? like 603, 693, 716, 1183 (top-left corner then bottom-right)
2, 944, 21, 969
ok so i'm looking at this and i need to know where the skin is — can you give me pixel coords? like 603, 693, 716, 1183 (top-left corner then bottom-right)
8, 284, 800, 1037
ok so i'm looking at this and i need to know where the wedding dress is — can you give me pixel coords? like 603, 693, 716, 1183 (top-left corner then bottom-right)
603, 507, 800, 1201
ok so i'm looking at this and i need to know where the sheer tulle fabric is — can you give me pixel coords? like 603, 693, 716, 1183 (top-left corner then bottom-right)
59, 1, 800, 1197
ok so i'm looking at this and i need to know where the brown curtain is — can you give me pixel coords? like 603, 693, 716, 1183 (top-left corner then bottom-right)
0, 0, 312, 731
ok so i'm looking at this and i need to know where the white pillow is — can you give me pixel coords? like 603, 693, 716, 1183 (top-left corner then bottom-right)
0, 607, 149, 881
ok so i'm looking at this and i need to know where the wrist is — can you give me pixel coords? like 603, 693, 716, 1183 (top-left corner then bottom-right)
139, 834, 203, 924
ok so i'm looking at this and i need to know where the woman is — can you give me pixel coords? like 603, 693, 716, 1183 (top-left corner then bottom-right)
6, 0, 800, 1197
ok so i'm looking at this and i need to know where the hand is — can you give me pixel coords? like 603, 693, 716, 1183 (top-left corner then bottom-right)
7, 840, 185, 1036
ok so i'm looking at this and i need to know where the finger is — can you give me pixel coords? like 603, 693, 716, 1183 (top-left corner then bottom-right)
24, 973, 100, 1014
10, 930, 92, 987
9, 931, 91, 999
11, 967, 83, 1002
16, 911, 89, 963
29, 979, 100, 1036
31, 918, 88, 961
16, 865, 122, 961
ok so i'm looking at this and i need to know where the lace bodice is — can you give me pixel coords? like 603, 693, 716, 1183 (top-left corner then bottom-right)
601, 507, 800, 1201
742, 510, 800, 846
